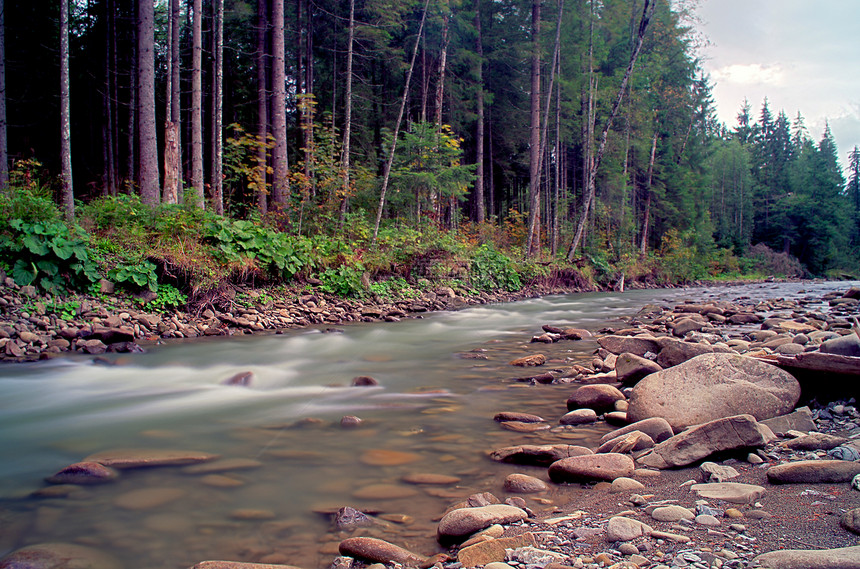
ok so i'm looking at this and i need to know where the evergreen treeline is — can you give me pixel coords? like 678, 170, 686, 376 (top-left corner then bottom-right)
1, 0, 859, 290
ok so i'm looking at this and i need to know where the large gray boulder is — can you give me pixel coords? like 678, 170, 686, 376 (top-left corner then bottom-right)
627, 353, 801, 430
637, 414, 774, 469
754, 545, 860, 568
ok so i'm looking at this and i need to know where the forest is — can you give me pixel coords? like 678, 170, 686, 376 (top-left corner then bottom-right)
1, 0, 860, 304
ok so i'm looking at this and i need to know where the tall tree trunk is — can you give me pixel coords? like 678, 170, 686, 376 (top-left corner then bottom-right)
211, 0, 224, 214
433, 14, 449, 128
371, 0, 431, 245
163, 0, 181, 204
102, 0, 117, 196
302, 0, 313, 194
191, 0, 204, 207
339, 0, 354, 221
256, 0, 269, 214
60, 0, 74, 219
566, 0, 654, 261
0, 0, 10, 191
271, 0, 290, 206
524, 0, 541, 257
473, 0, 485, 223
639, 129, 657, 254
138, 0, 159, 205
127, 21, 136, 191
551, 55, 561, 256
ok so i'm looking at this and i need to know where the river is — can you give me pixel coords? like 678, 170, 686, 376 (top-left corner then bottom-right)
0, 280, 854, 568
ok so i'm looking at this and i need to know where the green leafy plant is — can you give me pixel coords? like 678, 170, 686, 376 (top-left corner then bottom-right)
368, 276, 419, 300
317, 265, 365, 297
145, 283, 188, 312
204, 218, 313, 280
110, 260, 159, 292
470, 244, 522, 292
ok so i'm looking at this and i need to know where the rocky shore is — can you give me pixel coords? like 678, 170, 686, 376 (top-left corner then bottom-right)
1, 283, 860, 569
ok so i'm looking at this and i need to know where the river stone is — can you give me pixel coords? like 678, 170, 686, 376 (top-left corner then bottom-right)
637, 414, 774, 469
548, 453, 634, 483
510, 354, 546, 367
626, 353, 801, 430
700, 461, 740, 483
46, 462, 119, 485
437, 505, 528, 544
596, 431, 654, 454
189, 564, 303, 569
457, 535, 535, 568
820, 333, 860, 357
181, 458, 263, 474
113, 487, 186, 509
338, 537, 427, 566
651, 505, 694, 522
670, 317, 706, 337
503, 473, 548, 493
605, 516, 652, 542
690, 482, 766, 504
610, 477, 645, 493
559, 408, 598, 425
615, 353, 662, 385
782, 432, 848, 451
566, 384, 625, 413
754, 545, 860, 568
84, 448, 219, 468
597, 335, 660, 357
334, 506, 372, 530
653, 337, 720, 368
841, 509, 860, 535
359, 449, 420, 466
499, 421, 551, 433
599, 418, 674, 446
760, 407, 816, 436
489, 444, 592, 466
0, 543, 122, 569
353, 484, 418, 500
494, 412, 544, 423
402, 473, 461, 485
766, 460, 860, 484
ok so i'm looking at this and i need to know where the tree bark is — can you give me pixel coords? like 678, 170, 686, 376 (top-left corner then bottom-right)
102, 0, 117, 196
271, 0, 289, 206
639, 129, 657, 254
211, 0, 224, 215
473, 0, 485, 223
256, 0, 269, 214
371, 0, 431, 245
339, 0, 355, 221
0, 0, 10, 191
60, 0, 74, 219
191, 0, 205, 207
524, 0, 540, 257
162, 0, 181, 204
138, 0, 160, 206
566, 0, 655, 261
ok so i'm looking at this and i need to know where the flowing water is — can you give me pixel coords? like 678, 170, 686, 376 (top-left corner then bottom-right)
0, 281, 855, 568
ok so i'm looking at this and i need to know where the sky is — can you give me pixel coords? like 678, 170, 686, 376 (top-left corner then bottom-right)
690, 0, 860, 175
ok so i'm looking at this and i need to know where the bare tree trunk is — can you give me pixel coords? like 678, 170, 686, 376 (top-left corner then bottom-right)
566, 0, 654, 261
60, 0, 74, 219
211, 0, 224, 214
371, 0, 431, 245
191, 0, 204, 207
552, 55, 561, 256
138, 0, 159, 206
524, 0, 540, 257
339, 0, 355, 221
473, 0, 485, 223
163, 0, 181, 204
127, 25, 136, 191
639, 129, 657, 254
0, 0, 7, 192
433, 14, 449, 128
271, 0, 290, 206
102, 0, 117, 196
420, 35, 428, 123
256, 0, 269, 214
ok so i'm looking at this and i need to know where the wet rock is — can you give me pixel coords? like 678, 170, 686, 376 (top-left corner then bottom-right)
654, 337, 721, 368
499, 421, 550, 433
188, 563, 302, 569
222, 371, 253, 386
609, 477, 645, 493
605, 516, 652, 542
561, 328, 592, 340
335, 507, 372, 530
494, 412, 545, 423
401, 473, 461, 485
338, 537, 428, 567
597, 335, 660, 357
359, 449, 420, 466
559, 408, 598, 425
351, 376, 379, 386
0, 542, 122, 569
566, 384, 625, 413
181, 458, 263, 474
651, 505, 694, 522
690, 482, 766, 504
503, 473, 548, 493
760, 407, 816, 435
113, 487, 186, 510
700, 461, 740, 483
766, 460, 860, 484
548, 453, 634, 483
340, 416, 363, 428
782, 432, 848, 451
638, 414, 774, 469
84, 448, 218, 468
352, 483, 418, 500
596, 431, 654, 454
627, 353, 801, 430
841, 508, 860, 535
820, 333, 860, 357
753, 545, 860, 568
46, 462, 119, 485
489, 444, 592, 466
670, 317, 706, 337
457, 535, 536, 568
510, 354, 546, 367
615, 353, 662, 385
437, 505, 528, 545
599, 418, 674, 446
78, 339, 108, 354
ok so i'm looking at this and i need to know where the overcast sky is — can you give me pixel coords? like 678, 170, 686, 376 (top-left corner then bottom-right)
691, 0, 860, 175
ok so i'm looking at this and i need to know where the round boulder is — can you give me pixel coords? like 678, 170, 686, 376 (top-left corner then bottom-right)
566, 385, 625, 413
46, 462, 118, 485
437, 505, 528, 545
548, 453, 634, 483
0, 543, 121, 569
503, 473, 548, 494
626, 353, 800, 430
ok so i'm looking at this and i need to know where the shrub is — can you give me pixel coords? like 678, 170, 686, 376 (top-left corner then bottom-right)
470, 244, 522, 291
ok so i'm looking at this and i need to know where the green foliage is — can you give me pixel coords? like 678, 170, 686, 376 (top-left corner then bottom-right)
0, 160, 62, 225
0, 219, 100, 293
145, 284, 188, 312
470, 244, 522, 292
368, 276, 419, 300
317, 265, 365, 297
110, 260, 159, 292
204, 218, 313, 280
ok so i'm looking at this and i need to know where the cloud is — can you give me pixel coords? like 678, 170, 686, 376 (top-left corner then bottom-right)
711, 63, 785, 87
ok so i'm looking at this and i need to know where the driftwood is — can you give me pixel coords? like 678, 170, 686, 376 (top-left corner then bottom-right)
754, 352, 860, 376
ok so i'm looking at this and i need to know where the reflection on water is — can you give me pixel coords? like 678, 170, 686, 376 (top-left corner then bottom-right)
0, 281, 854, 568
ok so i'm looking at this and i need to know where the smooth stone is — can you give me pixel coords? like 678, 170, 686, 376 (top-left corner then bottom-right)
359, 449, 420, 466
437, 505, 528, 544
548, 453, 635, 483
820, 334, 860, 357
627, 353, 801, 430
618, 543, 640, 556
695, 514, 721, 526
840, 508, 860, 535
615, 352, 663, 384
599, 418, 674, 445
200, 474, 244, 487
46, 462, 119, 485
754, 545, 860, 568
494, 412, 545, 423
457, 534, 536, 568
181, 458, 263, 474
610, 477, 645, 493
605, 516, 652, 542
0, 543, 122, 569
781, 433, 848, 451
352, 484, 418, 500
489, 444, 592, 466
597, 335, 660, 357
503, 473, 548, 493
651, 505, 694, 522
499, 421, 551, 433
700, 461, 740, 483
725, 508, 743, 519
84, 448, 218, 468
113, 487, 186, 510
654, 336, 722, 367
338, 537, 428, 566
566, 384, 625, 413
596, 431, 654, 454
510, 354, 546, 367
229, 509, 276, 520
189, 564, 301, 569
559, 408, 598, 425
401, 473, 461, 485
760, 407, 816, 435
334, 507, 372, 530
767, 460, 860, 484
690, 482, 766, 504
